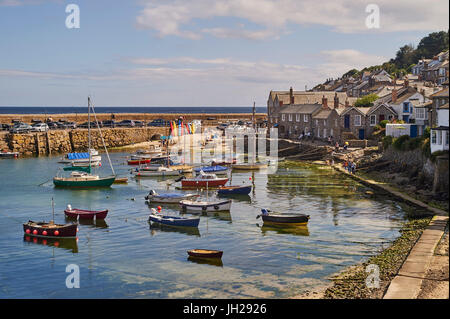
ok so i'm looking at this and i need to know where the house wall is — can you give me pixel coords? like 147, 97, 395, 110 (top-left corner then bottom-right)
340, 109, 367, 139
366, 106, 396, 136
313, 111, 341, 140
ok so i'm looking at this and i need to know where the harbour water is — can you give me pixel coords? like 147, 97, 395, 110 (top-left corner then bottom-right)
0, 153, 416, 298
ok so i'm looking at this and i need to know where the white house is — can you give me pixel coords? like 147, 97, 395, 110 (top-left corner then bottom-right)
430, 103, 449, 154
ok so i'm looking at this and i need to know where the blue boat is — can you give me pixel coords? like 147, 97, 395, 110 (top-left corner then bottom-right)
194, 165, 229, 174
217, 185, 252, 195
148, 213, 200, 228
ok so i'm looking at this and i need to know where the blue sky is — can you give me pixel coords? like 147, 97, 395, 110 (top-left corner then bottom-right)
0, 0, 448, 107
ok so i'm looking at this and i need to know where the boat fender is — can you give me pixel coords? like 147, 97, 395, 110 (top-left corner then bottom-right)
214, 205, 219, 210
67, 204, 72, 211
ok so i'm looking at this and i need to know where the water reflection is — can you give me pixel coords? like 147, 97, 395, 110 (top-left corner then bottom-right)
23, 235, 79, 253
65, 217, 109, 229
258, 224, 310, 237
149, 223, 201, 237
187, 256, 223, 267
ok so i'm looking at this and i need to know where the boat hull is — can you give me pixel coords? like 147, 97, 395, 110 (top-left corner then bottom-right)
64, 209, 108, 220
53, 176, 116, 188
23, 221, 78, 238
181, 178, 228, 188
187, 249, 223, 259
146, 194, 199, 203
135, 170, 182, 177
261, 214, 309, 225
180, 199, 232, 212
148, 214, 200, 227
128, 159, 151, 165
217, 185, 252, 195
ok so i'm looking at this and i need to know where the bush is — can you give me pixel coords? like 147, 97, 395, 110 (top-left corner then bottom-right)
393, 135, 410, 151
379, 120, 389, 128
373, 124, 382, 131
423, 127, 431, 139
382, 135, 394, 149
430, 150, 449, 162
354, 94, 379, 107
421, 137, 431, 158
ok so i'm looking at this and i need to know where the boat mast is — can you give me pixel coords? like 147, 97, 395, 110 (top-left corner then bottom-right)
88, 96, 91, 171
51, 197, 55, 222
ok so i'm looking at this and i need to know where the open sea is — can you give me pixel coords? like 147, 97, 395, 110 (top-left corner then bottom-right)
0, 107, 267, 115
0, 152, 423, 298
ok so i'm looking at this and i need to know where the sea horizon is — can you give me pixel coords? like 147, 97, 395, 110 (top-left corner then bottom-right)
0, 106, 267, 114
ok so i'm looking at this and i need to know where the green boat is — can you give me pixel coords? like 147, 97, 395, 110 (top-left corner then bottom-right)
53, 97, 116, 188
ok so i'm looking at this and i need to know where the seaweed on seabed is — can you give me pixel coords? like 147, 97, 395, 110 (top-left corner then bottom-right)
323, 217, 432, 299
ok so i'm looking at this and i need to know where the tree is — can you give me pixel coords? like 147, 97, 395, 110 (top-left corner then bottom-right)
354, 94, 379, 107
415, 31, 449, 60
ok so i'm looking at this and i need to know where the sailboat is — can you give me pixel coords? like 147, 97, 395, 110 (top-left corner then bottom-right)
53, 97, 116, 187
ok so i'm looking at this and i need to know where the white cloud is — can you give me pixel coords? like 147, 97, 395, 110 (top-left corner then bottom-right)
136, 0, 449, 40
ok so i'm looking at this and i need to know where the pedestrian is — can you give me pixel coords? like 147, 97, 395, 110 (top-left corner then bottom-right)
343, 160, 348, 171
343, 141, 348, 150
335, 141, 339, 152
351, 162, 356, 174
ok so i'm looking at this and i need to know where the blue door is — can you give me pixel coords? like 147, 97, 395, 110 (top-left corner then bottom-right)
358, 129, 365, 140
402, 115, 409, 123
344, 115, 350, 128
410, 125, 417, 138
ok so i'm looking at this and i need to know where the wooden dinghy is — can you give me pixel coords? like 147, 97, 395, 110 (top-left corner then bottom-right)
179, 199, 232, 212
64, 206, 108, 220
257, 209, 309, 225
127, 159, 151, 165
113, 177, 128, 184
23, 221, 78, 238
187, 249, 223, 259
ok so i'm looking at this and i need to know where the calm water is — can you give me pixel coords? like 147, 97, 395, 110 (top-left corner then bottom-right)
0, 154, 412, 298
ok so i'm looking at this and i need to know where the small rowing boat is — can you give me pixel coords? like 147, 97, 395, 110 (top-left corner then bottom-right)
187, 249, 223, 259
127, 158, 151, 165
217, 185, 252, 195
135, 166, 182, 177
64, 205, 108, 220
179, 199, 232, 212
256, 209, 310, 225
113, 177, 128, 184
23, 221, 78, 238
145, 190, 199, 203
148, 210, 200, 228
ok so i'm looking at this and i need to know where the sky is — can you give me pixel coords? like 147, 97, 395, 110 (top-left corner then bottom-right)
0, 0, 448, 107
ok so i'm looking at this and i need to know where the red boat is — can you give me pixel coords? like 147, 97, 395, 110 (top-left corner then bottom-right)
128, 159, 151, 165
23, 221, 78, 238
187, 249, 223, 259
64, 208, 108, 220
181, 171, 228, 188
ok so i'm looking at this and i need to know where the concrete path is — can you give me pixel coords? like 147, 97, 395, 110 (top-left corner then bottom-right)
332, 164, 449, 298
383, 215, 448, 299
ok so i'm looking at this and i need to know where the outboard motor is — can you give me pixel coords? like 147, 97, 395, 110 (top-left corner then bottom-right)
261, 209, 269, 215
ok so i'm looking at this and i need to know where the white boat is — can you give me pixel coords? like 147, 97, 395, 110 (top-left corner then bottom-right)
131, 146, 162, 159
59, 148, 101, 164
145, 190, 199, 203
0, 151, 19, 158
179, 199, 232, 212
135, 166, 183, 177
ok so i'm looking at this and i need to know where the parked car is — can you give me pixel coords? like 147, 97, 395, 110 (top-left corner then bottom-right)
147, 119, 167, 127
207, 117, 216, 121
134, 120, 145, 127
1, 123, 10, 131
116, 120, 135, 127
216, 123, 229, 130
78, 121, 99, 128
56, 122, 69, 129
47, 122, 59, 130
31, 123, 49, 132
10, 123, 32, 133
101, 120, 116, 128
64, 121, 77, 129
237, 120, 245, 125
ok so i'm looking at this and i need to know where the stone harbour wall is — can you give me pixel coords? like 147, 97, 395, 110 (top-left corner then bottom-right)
0, 127, 169, 156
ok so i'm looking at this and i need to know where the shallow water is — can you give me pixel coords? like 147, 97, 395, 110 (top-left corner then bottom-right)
0, 154, 411, 298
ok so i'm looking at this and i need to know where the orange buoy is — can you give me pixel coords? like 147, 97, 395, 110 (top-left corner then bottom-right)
54, 230, 59, 236
33, 230, 38, 235
42, 231, 48, 236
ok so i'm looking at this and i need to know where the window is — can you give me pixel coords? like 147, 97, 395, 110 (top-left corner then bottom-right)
315, 119, 319, 126
323, 128, 327, 137
354, 115, 361, 126
304, 114, 308, 122
415, 108, 426, 120
446, 131, 449, 146
281, 114, 285, 121
403, 102, 410, 113
296, 114, 300, 122
330, 128, 334, 137
370, 115, 376, 126
431, 130, 437, 144
324, 119, 327, 126
288, 114, 293, 122
438, 130, 442, 145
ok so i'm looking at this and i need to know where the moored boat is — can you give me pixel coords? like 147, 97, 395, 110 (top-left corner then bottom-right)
23, 221, 78, 238
179, 199, 232, 212
181, 171, 228, 188
54, 171, 116, 187
217, 185, 252, 195
194, 165, 230, 175
59, 149, 101, 164
256, 209, 310, 225
127, 158, 151, 165
148, 211, 200, 228
135, 166, 183, 177
64, 206, 108, 220
145, 190, 199, 203
187, 249, 223, 259
0, 151, 19, 158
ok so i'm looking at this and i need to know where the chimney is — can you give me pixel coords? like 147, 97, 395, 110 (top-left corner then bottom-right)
334, 92, 339, 108
289, 87, 294, 104
403, 78, 409, 88
279, 101, 283, 107
322, 95, 328, 109
392, 88, 398, 103
345, 98, 350, 108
